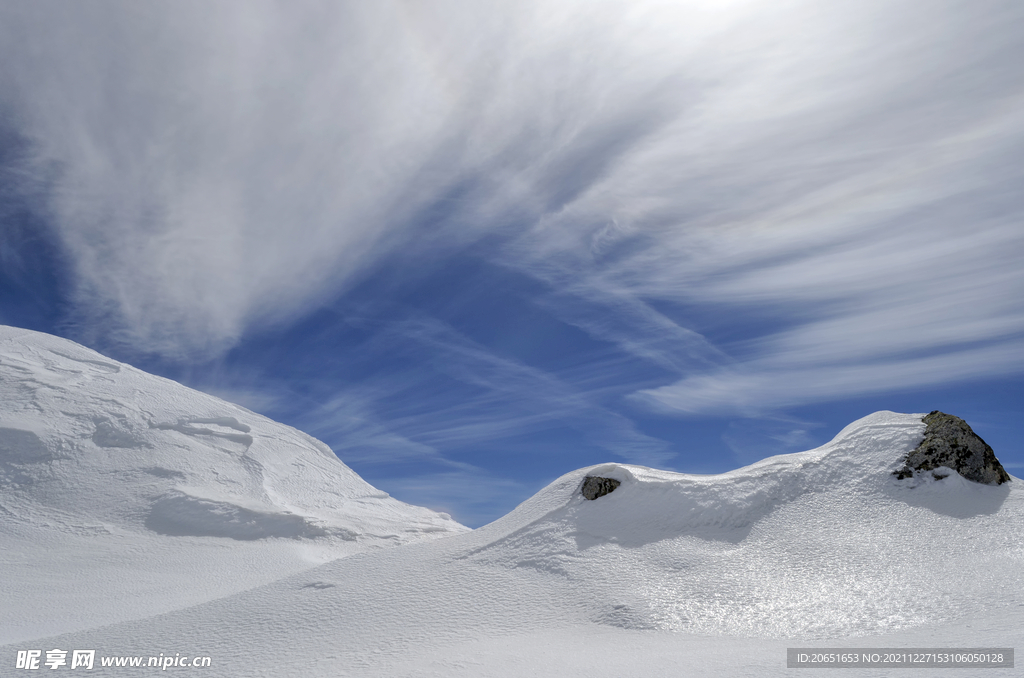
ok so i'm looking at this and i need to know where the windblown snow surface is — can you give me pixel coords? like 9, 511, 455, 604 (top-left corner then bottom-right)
2, 326, 1022, 676
0, 326, 465, 645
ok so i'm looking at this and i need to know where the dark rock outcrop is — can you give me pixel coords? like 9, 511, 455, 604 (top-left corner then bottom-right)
581, 476, 621, 500
893, 411, 1010, 485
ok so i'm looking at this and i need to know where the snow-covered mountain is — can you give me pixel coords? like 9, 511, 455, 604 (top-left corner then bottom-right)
2, 326, 1021, 676
0, 326, 465, 644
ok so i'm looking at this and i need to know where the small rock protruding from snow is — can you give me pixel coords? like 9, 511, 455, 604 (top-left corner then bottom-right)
581, 476, 621, 500
894, 411, 1011, 485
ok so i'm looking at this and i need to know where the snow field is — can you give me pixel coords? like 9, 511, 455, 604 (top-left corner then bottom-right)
2, 327, 1021, 676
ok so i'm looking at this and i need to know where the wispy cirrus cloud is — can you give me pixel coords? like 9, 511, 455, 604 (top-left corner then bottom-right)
0, 0, 690, 356
498, 5, 1024, 413
299, 316, 675, 467
1, 0, 1022, 419
635, 342, 1024, 416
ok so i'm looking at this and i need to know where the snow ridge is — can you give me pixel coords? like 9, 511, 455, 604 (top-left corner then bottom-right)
0, 326, 465, 643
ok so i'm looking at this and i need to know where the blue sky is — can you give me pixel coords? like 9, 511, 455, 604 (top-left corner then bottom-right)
1, 0, 1023, 526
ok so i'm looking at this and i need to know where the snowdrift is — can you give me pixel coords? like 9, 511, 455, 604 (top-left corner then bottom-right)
459, 411, 1019, 639
0, 326, 465, 643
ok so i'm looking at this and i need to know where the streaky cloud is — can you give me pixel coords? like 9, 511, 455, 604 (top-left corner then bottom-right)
365, 316, 676, 465
636, 342, 1024, 415
1, 0, 1022, 417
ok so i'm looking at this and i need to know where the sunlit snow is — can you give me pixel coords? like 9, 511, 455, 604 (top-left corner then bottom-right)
2, 326, 1021, 676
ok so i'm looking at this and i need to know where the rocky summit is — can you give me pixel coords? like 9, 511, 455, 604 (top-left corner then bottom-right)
893, 411, 1011, 485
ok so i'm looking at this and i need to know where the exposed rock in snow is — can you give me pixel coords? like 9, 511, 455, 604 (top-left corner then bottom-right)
893, 410, 1011, 485
580, 476, 620, 500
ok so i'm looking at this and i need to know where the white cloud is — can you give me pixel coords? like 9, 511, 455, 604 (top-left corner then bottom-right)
635, 342, 1024, 416
1, 1, 472, 356
1, 0, 1022, 414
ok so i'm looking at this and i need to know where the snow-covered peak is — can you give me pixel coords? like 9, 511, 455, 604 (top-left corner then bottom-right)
0, 325, 465, 643
0, 325, 464, 541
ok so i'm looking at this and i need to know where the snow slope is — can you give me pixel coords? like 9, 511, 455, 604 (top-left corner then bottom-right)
0, 326, 465, 644
5, 388, 1021, 676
